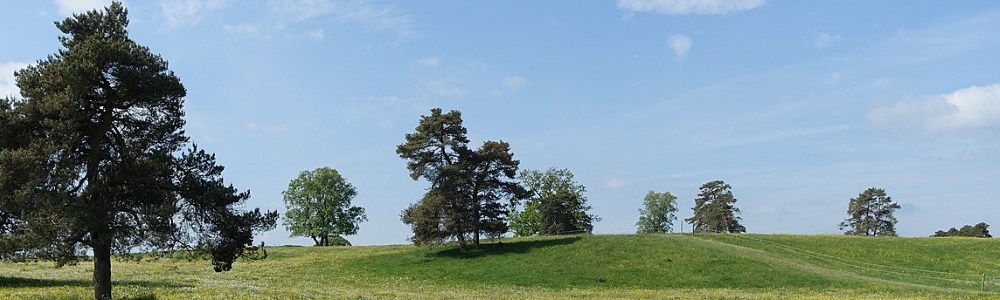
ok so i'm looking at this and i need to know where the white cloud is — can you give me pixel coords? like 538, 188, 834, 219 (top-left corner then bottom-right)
870, 83, 1000, 131
0, 62, 29, 99
605, 178, 628, 189
617, 0, 766, 15
157, 0, 227, 30
417, 57, 439, 68
306, 29, 325, 41
54, 0, 111, 16
669, 34, 692, 60
504, 76, 525, 91
813, 32, 841, 49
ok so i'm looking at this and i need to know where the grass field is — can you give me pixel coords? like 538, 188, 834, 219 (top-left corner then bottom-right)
2, 234, 999, 299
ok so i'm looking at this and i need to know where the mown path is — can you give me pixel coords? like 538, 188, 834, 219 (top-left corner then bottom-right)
685, 234, 992, 295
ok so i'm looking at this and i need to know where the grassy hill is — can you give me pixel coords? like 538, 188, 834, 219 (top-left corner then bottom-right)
2, 234, 1000, 299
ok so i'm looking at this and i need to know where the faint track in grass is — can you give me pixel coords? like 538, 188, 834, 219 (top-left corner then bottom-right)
678, 234, 992, 295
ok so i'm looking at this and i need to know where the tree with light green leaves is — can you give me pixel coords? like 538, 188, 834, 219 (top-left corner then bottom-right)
0, 3, 277, 299
511, 168, 599, 236
686, 180, 745, 233
283, 167, 367, 247
839, 187, 900, 237
636, 191, 678, 234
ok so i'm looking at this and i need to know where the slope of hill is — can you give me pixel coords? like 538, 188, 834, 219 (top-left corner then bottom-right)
1, 234, 998, 299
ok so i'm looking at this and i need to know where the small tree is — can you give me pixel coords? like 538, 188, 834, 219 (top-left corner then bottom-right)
686, 180, 745, 233
932, 222, 991, 238
511, 168, 599, 236
838, 187, 900, 236
636, 191, 678, 234
283, 167, 367, 246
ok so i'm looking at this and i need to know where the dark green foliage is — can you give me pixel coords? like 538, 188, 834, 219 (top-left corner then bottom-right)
838, 187, 900, 236
282, 167, 367, 247
636, 191, 678, 234
0, 3, 276, 298
685, 180, 745, 233
510, 168, 598, 236
397, 108, 526, 251
932, 222, 991, 238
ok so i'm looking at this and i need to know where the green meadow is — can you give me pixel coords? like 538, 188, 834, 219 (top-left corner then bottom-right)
2, 234, 999, 299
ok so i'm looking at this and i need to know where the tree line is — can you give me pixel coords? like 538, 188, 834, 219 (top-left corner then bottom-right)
282, 108, 993, 253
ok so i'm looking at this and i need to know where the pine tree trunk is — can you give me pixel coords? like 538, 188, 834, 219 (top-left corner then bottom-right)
473, 207, 481, 249
93, 237, 113, 300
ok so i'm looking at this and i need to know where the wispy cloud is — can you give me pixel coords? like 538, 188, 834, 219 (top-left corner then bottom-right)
223, 23, 267, 36
53, 0, 110, 16
425, 78, 463, 98
617, 0, 766, 15
157, 0, 227, 30
822, 72, 841, 85
244, 122, 289, 133
306, 29, 325, 41
226, 0, 419, 40
669, 34, 692, 60
605, 178, 628, 189
812, 32, 841, 49
0, 62, 29, 99
504, 76, 526, 91
870, 83, 1000, 131
417, 57, 440, 68
878, 10, 1000, 64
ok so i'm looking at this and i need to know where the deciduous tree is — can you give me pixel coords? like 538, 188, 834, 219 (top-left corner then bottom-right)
282, 167, 367, 246
636, 191, 678, 234
838, 187, 900, 236
0, 4, 277, 299
686, 180, 745, 233
510, 168, 598, 236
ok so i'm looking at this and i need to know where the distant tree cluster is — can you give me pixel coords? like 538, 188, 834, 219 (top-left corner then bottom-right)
632, 180, 744, 235
932, 222, 991, 238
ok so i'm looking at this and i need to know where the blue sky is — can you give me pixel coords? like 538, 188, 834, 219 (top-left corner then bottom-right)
2, 0, 1000, 246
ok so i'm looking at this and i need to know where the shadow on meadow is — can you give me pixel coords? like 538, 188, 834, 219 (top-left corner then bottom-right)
431, 236, 582, 259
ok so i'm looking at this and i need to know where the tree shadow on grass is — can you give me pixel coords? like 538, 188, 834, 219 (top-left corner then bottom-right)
0, 276, 192, 289
432, 236, 582, 259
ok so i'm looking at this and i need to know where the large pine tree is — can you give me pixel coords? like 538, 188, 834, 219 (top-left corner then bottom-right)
397, 108, 526, 251
686, 180, 745, 233
839, 187, 900, 236
0, 3, 276, 299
